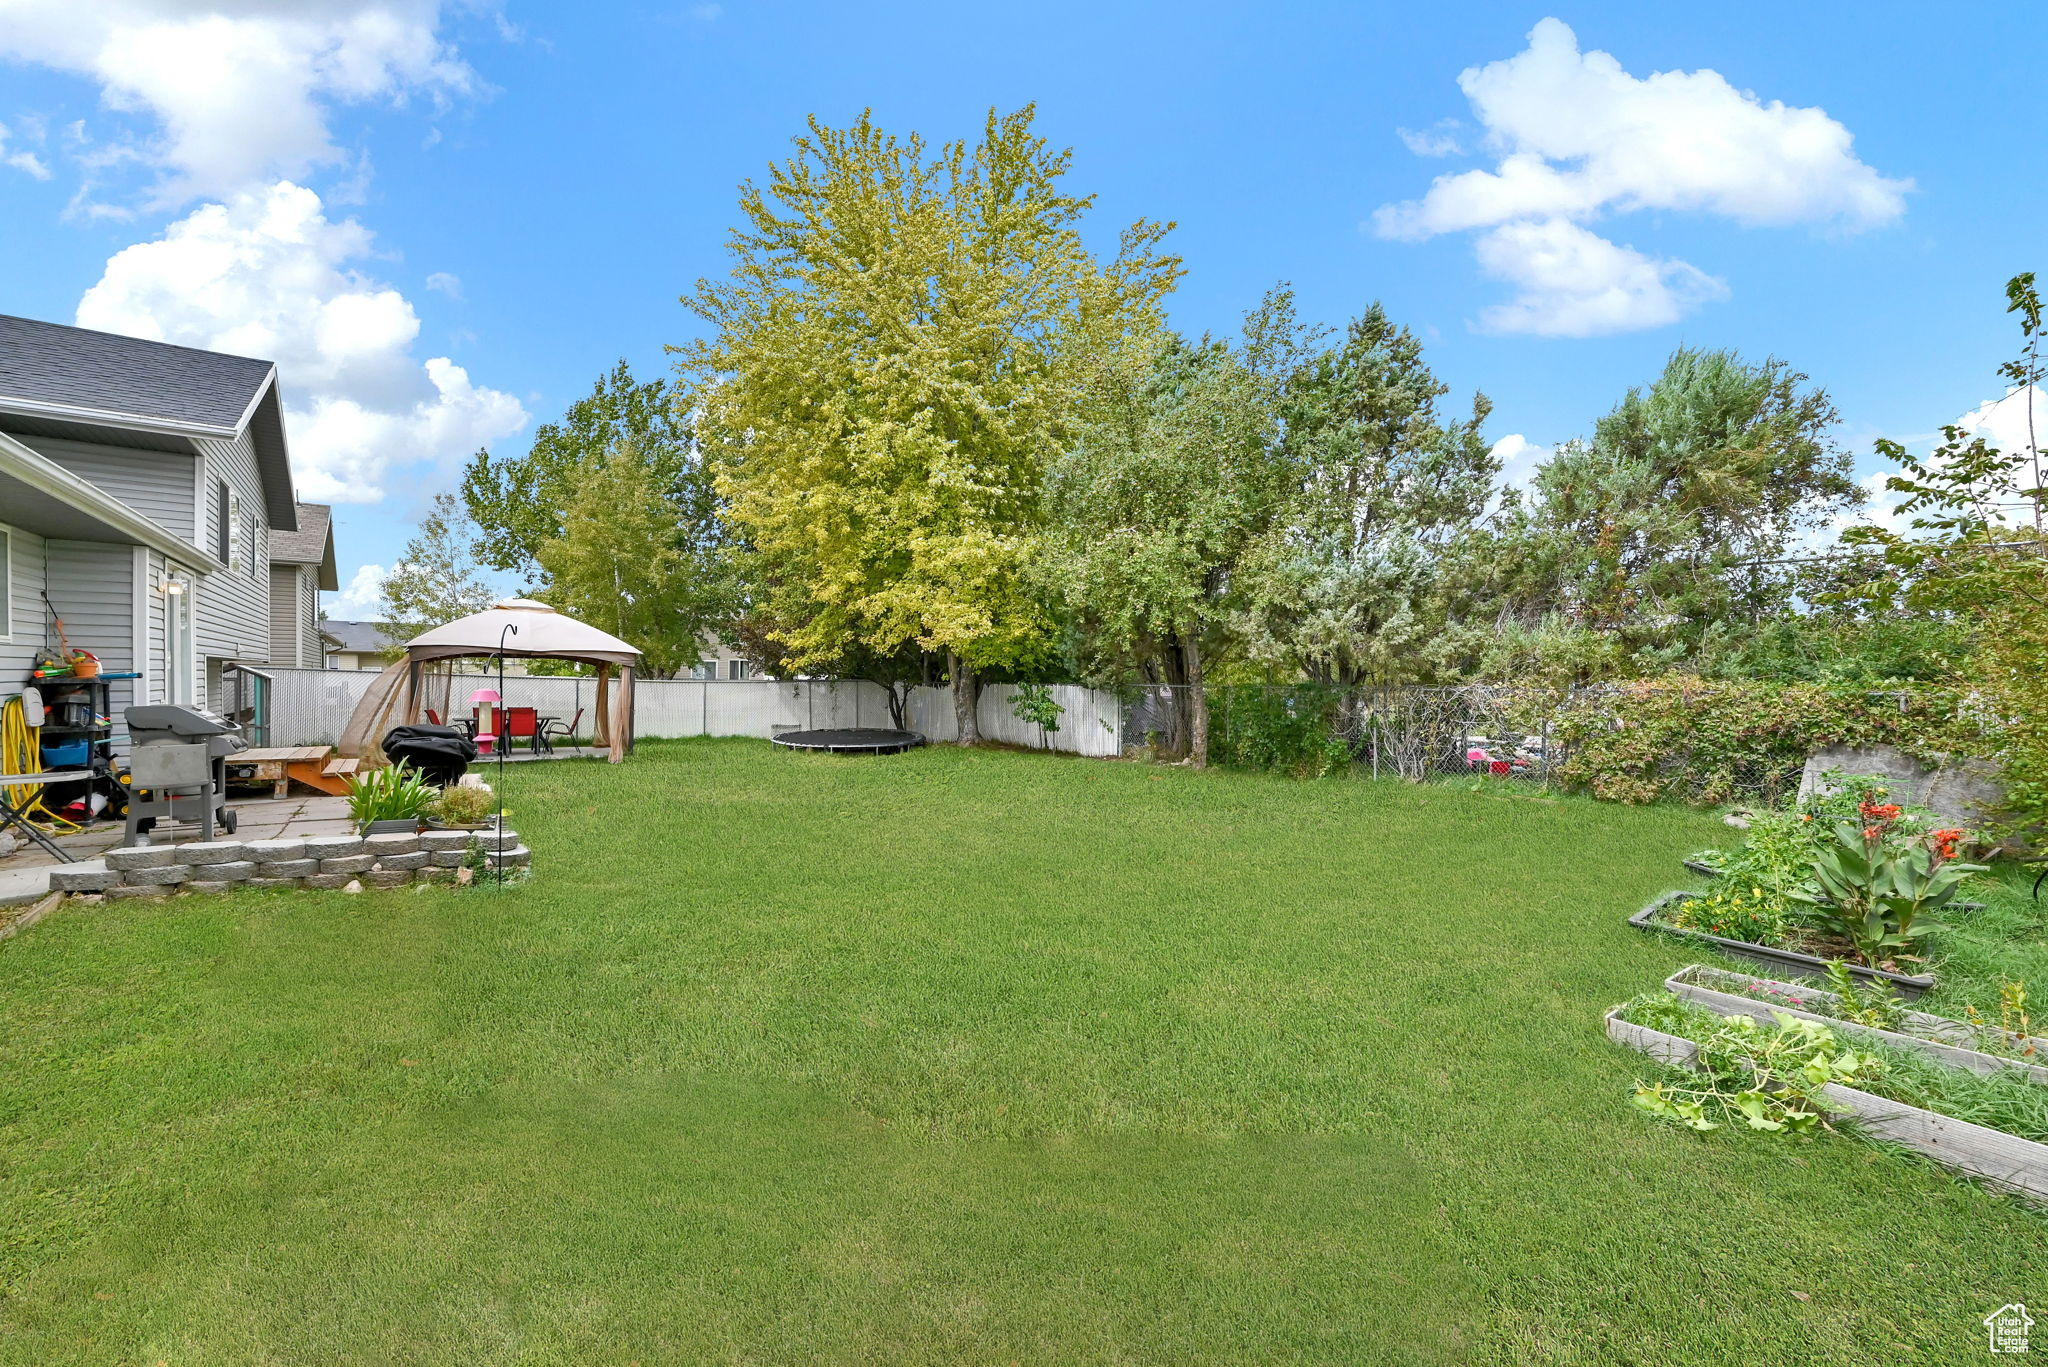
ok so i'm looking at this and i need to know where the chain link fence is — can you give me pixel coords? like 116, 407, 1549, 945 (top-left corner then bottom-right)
1122, 683, 1574, 783
1117, 682, 1929, 805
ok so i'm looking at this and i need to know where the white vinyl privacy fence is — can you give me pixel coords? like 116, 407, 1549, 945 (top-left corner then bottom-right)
263, 668, 1125, 757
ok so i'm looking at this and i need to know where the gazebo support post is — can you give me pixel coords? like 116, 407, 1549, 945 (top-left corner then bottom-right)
620, 667, 635, 759
592, 662, 612, 752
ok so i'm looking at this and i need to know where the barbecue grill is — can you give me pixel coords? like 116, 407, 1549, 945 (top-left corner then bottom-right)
123, 702, 245, 845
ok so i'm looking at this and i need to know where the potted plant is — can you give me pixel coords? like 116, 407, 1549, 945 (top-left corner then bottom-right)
425, 782, 498, 831
345, 763, 439, 835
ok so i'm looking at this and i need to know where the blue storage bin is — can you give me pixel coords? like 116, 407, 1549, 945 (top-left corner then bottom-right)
41, 739, 91, 768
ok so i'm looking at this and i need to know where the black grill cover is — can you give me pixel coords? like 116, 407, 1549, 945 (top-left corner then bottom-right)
381, 724, 478, 786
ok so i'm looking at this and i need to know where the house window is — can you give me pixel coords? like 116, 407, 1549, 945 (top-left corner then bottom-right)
690, 661, 717, 681
229, 489, 247, 573
726, 659, 754, 681
214, 478, 231, 562
0, 525, 12, 641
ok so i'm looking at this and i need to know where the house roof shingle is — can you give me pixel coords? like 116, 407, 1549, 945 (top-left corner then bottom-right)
321, 620, 401, 653
270, 502, 331, 564
0, 314, 276, 431
0, 313, 300, 533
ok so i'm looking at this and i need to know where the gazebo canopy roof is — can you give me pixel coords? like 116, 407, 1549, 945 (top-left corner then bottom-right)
405, 598, 642, 666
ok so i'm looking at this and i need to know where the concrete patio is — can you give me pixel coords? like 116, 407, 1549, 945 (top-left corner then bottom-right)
0, 794, 354, 907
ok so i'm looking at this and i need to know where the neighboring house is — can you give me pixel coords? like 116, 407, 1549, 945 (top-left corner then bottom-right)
268, 502, 337, 670
321, 619, 528, 674
319, 619, 402, 672
0, 314, 309, 730
685, 631, 757, 680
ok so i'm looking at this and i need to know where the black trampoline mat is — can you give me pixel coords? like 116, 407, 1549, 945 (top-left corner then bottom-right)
770, 728, 926, 754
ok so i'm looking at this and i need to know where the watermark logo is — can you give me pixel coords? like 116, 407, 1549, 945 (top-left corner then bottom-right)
1985, 1303, 2033, 1354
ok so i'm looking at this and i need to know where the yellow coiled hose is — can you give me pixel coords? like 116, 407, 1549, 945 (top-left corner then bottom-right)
2, 694, 82, 835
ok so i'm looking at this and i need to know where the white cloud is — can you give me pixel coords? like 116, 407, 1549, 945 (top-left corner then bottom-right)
1956, 385, 2046, 464
77, 180, 526, 503
1820, 388, 2046, 550
1473, 217, 1727, 338
0, 0, 474, 204
1376, 18, 1908, 335
328, 561, 389, 617
1397, 121, 1463, 158
0, 121, 51, 178
424, 270, 461, 298
690, 3, 724, 20
1489, 433, 1548, 494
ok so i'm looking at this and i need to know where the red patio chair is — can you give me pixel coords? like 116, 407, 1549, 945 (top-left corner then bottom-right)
505, 707, 540, 752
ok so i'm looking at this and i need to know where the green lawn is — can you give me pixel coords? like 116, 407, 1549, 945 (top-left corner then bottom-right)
1, 740, 2040, 1364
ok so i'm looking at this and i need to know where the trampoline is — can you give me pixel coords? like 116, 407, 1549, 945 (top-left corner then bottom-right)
771, 727, 926, 755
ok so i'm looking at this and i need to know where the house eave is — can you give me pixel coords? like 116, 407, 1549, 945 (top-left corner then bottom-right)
0, 393, 238, 441
0, 429, 226, 570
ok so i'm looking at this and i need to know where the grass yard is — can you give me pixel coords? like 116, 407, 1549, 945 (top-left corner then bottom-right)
1, 739, 2042, 1364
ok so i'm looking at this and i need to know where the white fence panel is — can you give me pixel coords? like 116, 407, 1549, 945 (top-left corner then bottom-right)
906, 683, 1122, 756
260, 667, 1123, 757
268, 668, 380, 746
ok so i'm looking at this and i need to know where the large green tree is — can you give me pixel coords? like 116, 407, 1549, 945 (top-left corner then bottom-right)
1481, 347, 1860, 679
534, 438, 724, 678
1043, 311, 1292, 766
1238, 298, 1497, 687
462, 361, 726, 674
380, 491, 497, 642
462, 362, 717, 586
678, 105, 1180, 743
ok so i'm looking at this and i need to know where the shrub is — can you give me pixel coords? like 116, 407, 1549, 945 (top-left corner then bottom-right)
1212, 685, 1352, 778
1548, 676, 1980, 806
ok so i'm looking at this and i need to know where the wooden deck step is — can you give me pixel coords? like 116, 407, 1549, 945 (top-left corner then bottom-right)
225, 746, 352, 797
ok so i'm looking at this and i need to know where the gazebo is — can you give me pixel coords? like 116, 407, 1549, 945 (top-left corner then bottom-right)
337, 599, 642, 764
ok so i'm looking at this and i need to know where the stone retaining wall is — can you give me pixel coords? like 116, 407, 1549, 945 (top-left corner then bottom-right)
48, 827, 533, 899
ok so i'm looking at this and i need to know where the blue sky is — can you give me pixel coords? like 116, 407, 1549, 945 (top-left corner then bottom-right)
2, 2, 2042, 615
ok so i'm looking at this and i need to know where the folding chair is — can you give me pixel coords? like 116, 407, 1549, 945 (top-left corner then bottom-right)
536, 708, 584, 755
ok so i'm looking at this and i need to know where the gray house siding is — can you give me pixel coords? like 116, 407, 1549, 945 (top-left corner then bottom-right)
268, 565, 298, 666
0, 522, 49, 688
300, 567, 321, 668
194, 430, 273, 669
16, 435, 198, 544
266, 565, 327, 669
42, 539, 139, 754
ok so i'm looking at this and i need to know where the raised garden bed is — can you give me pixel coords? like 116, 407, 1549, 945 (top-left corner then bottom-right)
1629, 891, 1936, 998
1676, 858, 1985, 912
1664, 964, 2048, 1083
1605, 1006, 2048, 1204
